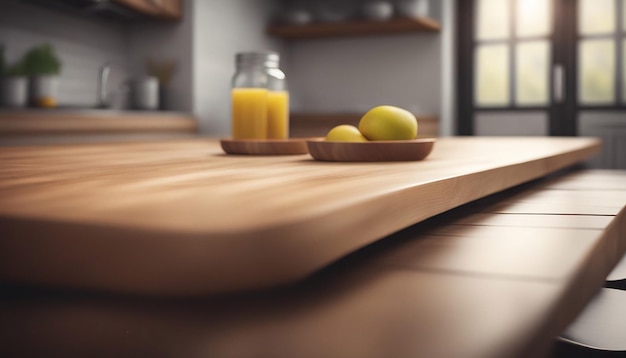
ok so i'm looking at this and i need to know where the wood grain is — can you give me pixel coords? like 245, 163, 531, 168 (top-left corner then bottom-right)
452, 213, 615, 230
0, 137, 600, 295
1, 169, 625, 358
267, 16, 441, 39
357, 170, 626, 357
220, 138, 309, 155
306, 138, 435, 162
0, 269, 566, 358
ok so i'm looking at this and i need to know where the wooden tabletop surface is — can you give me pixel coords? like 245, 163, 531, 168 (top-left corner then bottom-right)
2, 169, 625, 358
0, 137, 600, 295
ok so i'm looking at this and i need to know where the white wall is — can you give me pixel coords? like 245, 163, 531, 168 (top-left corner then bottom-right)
192, 0, 287, 135
128, 0, 455, 137
475, 111, 549, 136
126, 0, 288, 134
128, 0, 194, 112
578, 111, 626, 169
0, 1, 131, 107
288, 34, 440, 115
440, 0, 456, 136
287, 1, 445, 125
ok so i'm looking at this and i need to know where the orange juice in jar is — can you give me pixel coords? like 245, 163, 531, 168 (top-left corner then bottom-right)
231, 88, 268, 139
231, 52, 288, 140
267, 90, 289, 139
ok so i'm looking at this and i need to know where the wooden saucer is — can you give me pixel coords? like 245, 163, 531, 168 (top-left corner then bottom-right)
306, 138, 436, 162
220, 138, 309, 155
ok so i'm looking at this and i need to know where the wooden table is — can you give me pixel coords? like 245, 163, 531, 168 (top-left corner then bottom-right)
0, 137, 600, 294
1, 137, 625, 357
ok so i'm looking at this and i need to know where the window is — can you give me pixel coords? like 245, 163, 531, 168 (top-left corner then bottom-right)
474, 0, 552, 108
458, 0, 626, 137
577, 0, 626, 105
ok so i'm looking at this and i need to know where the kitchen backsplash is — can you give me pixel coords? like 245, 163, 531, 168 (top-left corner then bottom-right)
0, 1, 132, 108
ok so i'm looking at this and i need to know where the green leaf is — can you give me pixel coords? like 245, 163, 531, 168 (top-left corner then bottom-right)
22, 43, 62, 76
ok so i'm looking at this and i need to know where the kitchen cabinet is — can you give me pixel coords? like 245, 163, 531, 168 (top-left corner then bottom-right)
0, 109, 197, 146
267, 16, 441, 39
114, 0, 182, 21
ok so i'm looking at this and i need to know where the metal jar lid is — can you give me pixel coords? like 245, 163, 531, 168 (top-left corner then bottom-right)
235, 52, 280, 68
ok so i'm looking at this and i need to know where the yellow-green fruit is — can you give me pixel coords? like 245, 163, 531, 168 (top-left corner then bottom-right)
325, 125, 368, 142
358, 105, 418, 141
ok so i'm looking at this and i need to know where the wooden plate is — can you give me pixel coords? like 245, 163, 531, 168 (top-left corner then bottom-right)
220, 138, 309, 155
307, 138, 436, 162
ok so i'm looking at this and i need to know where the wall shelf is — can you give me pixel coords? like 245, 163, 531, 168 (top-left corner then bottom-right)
267, 16, 441, 40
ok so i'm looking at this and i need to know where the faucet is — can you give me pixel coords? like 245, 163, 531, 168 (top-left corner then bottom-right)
97, 62, 111, 108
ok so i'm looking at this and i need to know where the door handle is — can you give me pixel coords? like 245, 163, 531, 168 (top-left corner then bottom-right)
553, 64, 565, 103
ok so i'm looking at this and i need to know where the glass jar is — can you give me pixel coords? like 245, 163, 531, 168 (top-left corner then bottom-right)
231, 52, 289, 140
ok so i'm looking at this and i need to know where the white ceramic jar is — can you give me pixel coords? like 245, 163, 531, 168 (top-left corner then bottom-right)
395, 0, 429, 18
30, 75, 59, 106
362, 1, 394, 21
132, 77, 159, 110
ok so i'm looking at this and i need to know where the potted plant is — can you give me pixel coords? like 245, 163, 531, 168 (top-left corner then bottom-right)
22, 43, 62, 108
0, 46, 29, 108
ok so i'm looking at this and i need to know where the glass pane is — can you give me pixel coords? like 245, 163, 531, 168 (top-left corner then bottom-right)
622, 0, 626, 32
476, 0, 510, 40
622, 39, 626, 104
516, 41, 550, 105
475, 44, 510, 106
517, 0, 551, 37
578, 39, 616, 104
578, 0, 616, 35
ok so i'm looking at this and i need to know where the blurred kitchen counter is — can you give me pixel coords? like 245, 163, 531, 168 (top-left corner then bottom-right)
0, 108, 198, 146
